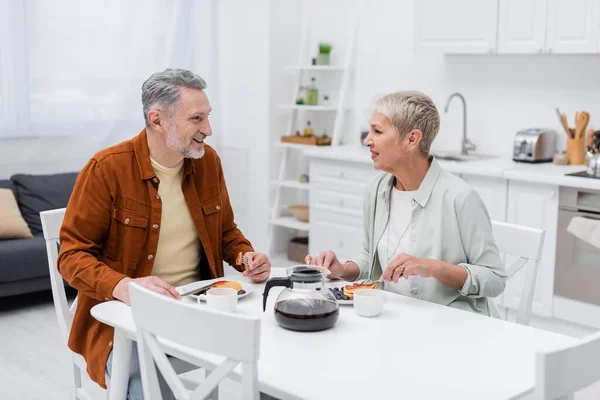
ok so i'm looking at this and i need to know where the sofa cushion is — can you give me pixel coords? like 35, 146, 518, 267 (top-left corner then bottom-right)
11, 172, 78, 235
0, 236, 48, 283
0, 189, 33, 239
0, 179, 14, 194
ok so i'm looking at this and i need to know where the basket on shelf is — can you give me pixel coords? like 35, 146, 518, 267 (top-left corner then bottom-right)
288, 205, 309, 222
281, 135, 331, 146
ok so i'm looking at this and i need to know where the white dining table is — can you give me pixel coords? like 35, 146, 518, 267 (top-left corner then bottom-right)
91, 268, 576, 400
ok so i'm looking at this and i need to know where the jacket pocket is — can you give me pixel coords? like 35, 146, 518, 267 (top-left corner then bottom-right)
201, 196, 222, 251
106, 206, 148, 270
201, 196, 222, 216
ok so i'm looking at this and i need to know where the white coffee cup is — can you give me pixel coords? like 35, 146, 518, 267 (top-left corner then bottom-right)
353, 289, 384, 317
198, 287, 238, 312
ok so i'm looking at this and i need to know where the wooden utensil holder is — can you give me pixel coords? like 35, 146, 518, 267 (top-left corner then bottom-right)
567, 136, 586, 165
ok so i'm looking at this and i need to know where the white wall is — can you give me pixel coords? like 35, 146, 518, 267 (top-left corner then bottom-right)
215, 0, 271, 252
269, 0, 600, 158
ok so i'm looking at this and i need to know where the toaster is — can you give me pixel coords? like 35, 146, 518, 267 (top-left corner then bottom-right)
512, 128, 557, 163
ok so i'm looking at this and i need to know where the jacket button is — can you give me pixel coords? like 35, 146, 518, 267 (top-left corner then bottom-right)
147, 254, 154, 260
124, 218, 130, 225
153, 224, 159, 230
156, 194, 161, 200
152, 177, 158, 183
216, 205, 221, 211
108, 341, 113, 347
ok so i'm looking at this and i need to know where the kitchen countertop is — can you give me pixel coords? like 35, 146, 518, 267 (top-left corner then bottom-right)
304, 145, 600, 191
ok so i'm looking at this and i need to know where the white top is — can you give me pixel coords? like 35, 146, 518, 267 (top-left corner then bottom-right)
377, 187, 417, 296
91, 268, 578, 400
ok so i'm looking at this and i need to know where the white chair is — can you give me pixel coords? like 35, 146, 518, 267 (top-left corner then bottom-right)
40, 208, 109, 400
41, 208, 206, 399
492, 220, 545, 326
129, 282, 261, 400
532, 330, 600, 400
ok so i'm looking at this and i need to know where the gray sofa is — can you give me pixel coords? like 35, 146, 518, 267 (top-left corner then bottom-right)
0, 172, 78, 298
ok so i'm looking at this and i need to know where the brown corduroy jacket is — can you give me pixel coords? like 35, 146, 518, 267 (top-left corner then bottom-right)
57, 129, 253, 388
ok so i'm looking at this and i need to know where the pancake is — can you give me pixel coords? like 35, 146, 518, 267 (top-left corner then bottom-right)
343, 282, 379, 299
213, 280, 243, 292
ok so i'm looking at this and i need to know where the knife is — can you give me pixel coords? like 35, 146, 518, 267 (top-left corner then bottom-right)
179, 281, 223, 297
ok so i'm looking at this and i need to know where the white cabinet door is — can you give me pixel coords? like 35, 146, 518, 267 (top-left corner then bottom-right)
461, 175, 507, 222
462, 175, 508, 309
497, 0, 548, 53
506, 181, 559, 318
415, 0, 499, 54
309, 219, 363, 262
546, 0, 600, 53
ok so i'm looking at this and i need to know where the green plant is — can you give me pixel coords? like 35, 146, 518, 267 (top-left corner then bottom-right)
319, 42, 332, 54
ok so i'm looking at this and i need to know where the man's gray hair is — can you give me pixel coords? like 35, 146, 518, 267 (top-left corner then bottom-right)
142, 68, 207, 127
374, 91, 440, 154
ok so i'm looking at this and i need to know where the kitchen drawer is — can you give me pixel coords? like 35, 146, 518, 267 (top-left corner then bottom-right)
311, 188, 363, 213
310, 220, 363, 260
310, 207, 363, 229
310, 159, 378, 194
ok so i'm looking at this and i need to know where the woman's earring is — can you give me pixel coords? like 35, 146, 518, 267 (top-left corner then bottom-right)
406, 148, 410, 154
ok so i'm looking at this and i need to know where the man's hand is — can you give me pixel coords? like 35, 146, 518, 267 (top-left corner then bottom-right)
242, 252, 271, 283
112, 276, 182, 305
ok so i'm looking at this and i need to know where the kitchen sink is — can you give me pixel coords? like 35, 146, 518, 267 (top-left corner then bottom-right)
431, 152, 496, 162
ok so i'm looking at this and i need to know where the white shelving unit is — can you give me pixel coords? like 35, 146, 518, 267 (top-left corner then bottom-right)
267, 1, 360, 259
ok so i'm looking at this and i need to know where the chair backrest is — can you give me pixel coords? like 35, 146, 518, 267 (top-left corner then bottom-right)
492, 220, 545, 326
533, 330, 600, 400
129, 283, 261, 400
40, 208, 74, 344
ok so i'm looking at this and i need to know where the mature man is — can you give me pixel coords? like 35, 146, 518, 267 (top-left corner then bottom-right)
58, 68, 272, 398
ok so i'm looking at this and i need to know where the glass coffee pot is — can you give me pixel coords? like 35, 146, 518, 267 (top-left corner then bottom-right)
263, 265, 339, 332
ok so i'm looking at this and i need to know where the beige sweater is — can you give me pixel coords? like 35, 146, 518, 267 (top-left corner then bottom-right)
150, 157, 201, 286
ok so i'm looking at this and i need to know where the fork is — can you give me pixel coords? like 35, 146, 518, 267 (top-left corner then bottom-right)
358, 278, 384, 287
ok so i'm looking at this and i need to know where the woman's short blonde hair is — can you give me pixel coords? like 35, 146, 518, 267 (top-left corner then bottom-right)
374, 91, 440, 154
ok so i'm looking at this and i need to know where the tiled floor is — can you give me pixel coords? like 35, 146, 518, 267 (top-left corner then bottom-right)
2, 289, 600, 400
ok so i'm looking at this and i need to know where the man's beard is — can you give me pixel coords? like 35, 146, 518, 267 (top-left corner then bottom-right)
166, 126, 205, 159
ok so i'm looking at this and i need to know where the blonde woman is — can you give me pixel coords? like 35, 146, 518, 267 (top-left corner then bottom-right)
306, 91, 506, 317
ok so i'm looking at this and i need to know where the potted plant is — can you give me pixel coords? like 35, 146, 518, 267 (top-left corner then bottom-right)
317, 42, 332, 65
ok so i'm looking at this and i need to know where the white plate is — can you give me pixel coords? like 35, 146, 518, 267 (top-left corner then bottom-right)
177, 279, 253, 301
327, 282, 353, 305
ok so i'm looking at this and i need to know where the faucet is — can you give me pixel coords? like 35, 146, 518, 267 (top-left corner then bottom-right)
444, 92, 476, 155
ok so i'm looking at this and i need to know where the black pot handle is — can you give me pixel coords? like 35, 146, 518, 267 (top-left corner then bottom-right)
262, 277, 292, 311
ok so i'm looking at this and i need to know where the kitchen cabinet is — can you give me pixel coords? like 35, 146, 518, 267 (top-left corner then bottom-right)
415, 0, 499, 54
308, 159, 377, 260
416, 0, 600, 54
505, 181, 559, 318
497, 0, 548, 54
461, 174, 508, 222
545, 0, 600, 54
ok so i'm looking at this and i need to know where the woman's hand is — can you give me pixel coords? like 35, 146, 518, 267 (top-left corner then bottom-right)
304, 250, 345, 279
381, 253, 439, 283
